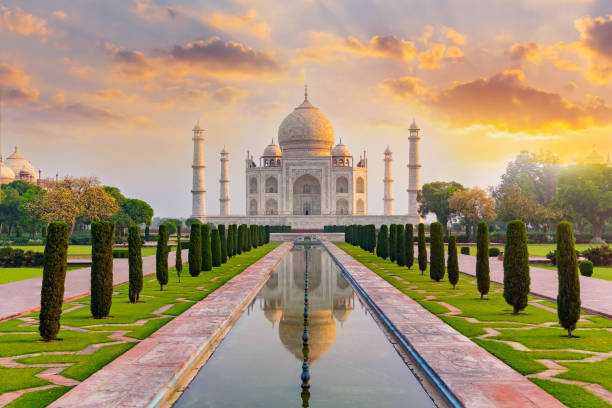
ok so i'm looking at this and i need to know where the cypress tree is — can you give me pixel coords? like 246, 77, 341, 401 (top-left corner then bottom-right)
227, 225, 234, 258
156, 224, 169, 290
429, 222, 445, 281
237, 224, 244, 255
233, 224, 239, 255
265, 225, 270, 243
476, 222, 490, 300
201, 224, 212, 271
417, 223, 427, 275
175, 236, 183, 282
245, 224, 251, 251
250, 225, 258, 248
405, 224, 414, 269
211, 228, 222, 267
556, 221, 581, 337
397, 224, 406, 266
188, 223, 202, 277
389, 224, 397, 262
503, 220, 530, 315
376, 225, 389, 259
219, 225, 227, 264
91, 220, 114, 318
128, 225, 143, 302
259, 226, 265, 246
144, 225, 150, 241
39, 221, 69, 341
447, 235, 459, 289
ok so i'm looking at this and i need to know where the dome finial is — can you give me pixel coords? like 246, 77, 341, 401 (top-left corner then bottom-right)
14, 145, 17, 153
304, 84, 308, 101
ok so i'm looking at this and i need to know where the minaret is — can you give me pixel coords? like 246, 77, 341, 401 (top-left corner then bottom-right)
383, 145, 394, 215
407, 119, 422, 220
191, 120, 206, 220
219, 146, 230, 216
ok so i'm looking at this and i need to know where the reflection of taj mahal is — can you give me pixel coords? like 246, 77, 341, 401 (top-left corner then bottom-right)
191, 87, 422, 228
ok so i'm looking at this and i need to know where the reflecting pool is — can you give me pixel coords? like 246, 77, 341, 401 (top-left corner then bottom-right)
174, 246, 436, 408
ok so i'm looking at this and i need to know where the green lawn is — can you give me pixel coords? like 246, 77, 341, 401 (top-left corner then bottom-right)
338, 243, 612, 408
11, 245, 159, 258
0, 267, 80, 285
0, 243, 279, 407
530, 264, 612, 282
450, 243, 596, 257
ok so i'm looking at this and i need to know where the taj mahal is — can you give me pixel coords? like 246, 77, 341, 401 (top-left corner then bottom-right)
191, 88, 422, 229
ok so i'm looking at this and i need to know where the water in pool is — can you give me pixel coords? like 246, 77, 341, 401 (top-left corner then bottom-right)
174, 246, 436, 408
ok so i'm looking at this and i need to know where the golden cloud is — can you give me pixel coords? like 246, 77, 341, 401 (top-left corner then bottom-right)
381, 76, 427, 97
0, 6, 49, 37
204, 9, 270, 39
506, 41, 543, 62
212, 86, 248, 104
131, 0, 180, 22
52, 11, 68, 20
574, 15, 612, 83
0, 63, 40, 105
94, 89, 137, 103
444, 27, 465, 45
418, 43, 445, 69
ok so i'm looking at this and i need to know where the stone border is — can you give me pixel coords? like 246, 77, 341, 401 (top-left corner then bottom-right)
49, 242, 293, 408
323, 241, 565, 408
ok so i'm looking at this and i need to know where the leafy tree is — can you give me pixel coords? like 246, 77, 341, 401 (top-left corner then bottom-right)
476, 222, 490, 300
396, 224, 406, 266
188, 223, 202, 277
447, 235, 459, 289
211, 228, 221, 267
91, 220, 114, 318
128, 225, 143, 303
503, 220, 530, 315
156, 224, 169, 290
493, 185, 560, 227
554, 164, 611, 243
219, 224, 227, 264
499, 150, 560, 206
449, 187, 496, 240
185, 217, 200, 228
39, 221, 69, 341
405, 224, 414, 269
162, 219, 179, 236
175, 235, 183, 282
429, 222, 445, 281
417, 223, 427, 275
201, 224, 212, 271
376, 225, 389, 259
0, 185, 22, 235
122, 198, 154, 226
419, 181, 464, 235
556, 221, 580, 337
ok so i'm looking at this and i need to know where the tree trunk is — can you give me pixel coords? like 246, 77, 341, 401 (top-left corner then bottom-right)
480, 293, 484, 300
70, 220, 76, 235
568, 328, 572, 338
590, 220, 605, 243
513, 305, 519, 315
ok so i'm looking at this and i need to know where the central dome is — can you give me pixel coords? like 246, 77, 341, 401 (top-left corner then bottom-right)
277, 95, 334, 157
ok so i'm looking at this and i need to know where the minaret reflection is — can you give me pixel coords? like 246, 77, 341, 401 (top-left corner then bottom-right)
301, 247, 311, 406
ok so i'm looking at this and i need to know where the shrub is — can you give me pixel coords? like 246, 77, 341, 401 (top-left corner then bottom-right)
579, 260, 594, 277
0, 247, 44, 267
447, 235, 459, 289
376, 225, 389, 259
219, 225, 227, 264
201, 224, 212, 271
396, 224, 406, 266
156, 224, 169, 290
144, 225, 150, 241
488, 247, 501, 257
389, 224, 397, 263
556, 221, 580, 337
128, 225, 143, 303
476, 222, 490, 300
429, 222, 445, 282
211, 228, 221, 267
91, 221, 115, 318
581, 245, 612, 266
188, 223, 202, 277
417, 223, 427, 275
503, 220, 530, 315
405, 224, 414, 269
460, 247, 470, 256
233, 224, 239, 255
39, 222, 69, 341
175, 237, 183, 282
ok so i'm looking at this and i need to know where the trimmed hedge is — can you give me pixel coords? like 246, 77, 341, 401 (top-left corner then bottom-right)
417, 223, 427, 275
429, 222, 445, 282
188, 223, 202, 277
376, 225, 389, 260
556, 221, 580, 337
396, 224, 406, 266
405, 224, 414, 269
460, 247, 470, 255
488, 247, 501, 257
219, 225, 227, 264
579, 260, 593, 277
447, 235, 459, 289
175, 236, 183, 282
503, 220, 530, 315
476, 222, 490, 300
128, 225, 143, 303
389, 224, 397, 263
201, 224, 212, 271
211, 228, 221, 267
0, 247, 44, 267
91, 221, 114, 318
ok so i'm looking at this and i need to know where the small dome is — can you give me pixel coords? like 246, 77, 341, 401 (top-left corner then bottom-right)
0, 161, 15, 185
332, 141, 350, 157
6, 146, 37, 182
263, 140, 281, 157
409, 119, 419, 131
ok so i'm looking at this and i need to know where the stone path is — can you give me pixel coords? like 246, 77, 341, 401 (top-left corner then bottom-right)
0, 250, 188, 322
48, 242, 292, 408
326, 241, 565, 408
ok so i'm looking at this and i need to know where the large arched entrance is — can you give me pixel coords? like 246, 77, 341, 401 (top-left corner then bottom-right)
292, 174, 321, 215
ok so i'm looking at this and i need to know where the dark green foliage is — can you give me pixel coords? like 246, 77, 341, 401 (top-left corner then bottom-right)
405, 224, 414, 269
579, 260, 593, 277
219, 225, 227, 264
175, 236, 182, 282
488, 247, 501, 257
0, 247, 44, 267
259, 225, 265, 246
245, 224, 251, 251
128, 225, 143, 303
201, 224, 212, 271
389, 224, 397, 262
211, 228, 221, 267
227, 225, 234, 258
503, 220, 530, 315
556, 222, 581, 337
417, 223, 427, 274
237, 224, 243, 255
366, 225, 376, 252
460, 247, 470, 255
376, 225, 389, 259
250, 225, 258, 249
429, 222, 445, 282
39, 222, 69, 341
144, 225, 150, 241
91, 221, 115, 318
188, 223, 202, 277
156, 224, 169, 290
447, 235, 459, 289
581, 245, 612, 266
396, 224, 406, 266
476, 222, 490, 300
233, 225, 239, 255
265, 225, 270, 243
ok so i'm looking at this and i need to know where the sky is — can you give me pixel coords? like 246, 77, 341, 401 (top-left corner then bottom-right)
0, 0, 611, 218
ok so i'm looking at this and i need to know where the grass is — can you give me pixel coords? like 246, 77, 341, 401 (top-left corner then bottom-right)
9, 245, 159, 258
531, 264, 612, 282
0, 267, 80, 285
0, 243, 279, 407
450, 243, 595, 257
338, 243, 612, 408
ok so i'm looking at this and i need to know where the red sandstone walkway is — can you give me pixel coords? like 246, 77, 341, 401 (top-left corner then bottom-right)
0, 250, 188, 321
48, 242, 292, 408
326, 241, 565, 408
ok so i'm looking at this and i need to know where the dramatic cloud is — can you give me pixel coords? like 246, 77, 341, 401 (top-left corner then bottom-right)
204, 9, 270, 39
0, 63, 40, 105
574, 15, 612, 83
426, 70, 612, 133
381, 76, 427, 97
0, 6, 49, 37
94, 89, 137, 103
418, 43, 445, 69
444, 27, 466, 45
105, 44, 155, 79
506, 41, 543, 62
